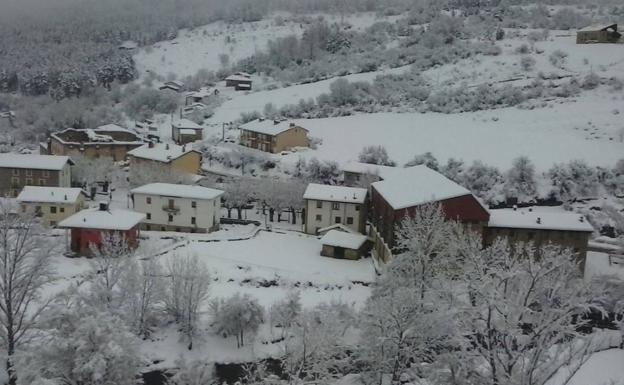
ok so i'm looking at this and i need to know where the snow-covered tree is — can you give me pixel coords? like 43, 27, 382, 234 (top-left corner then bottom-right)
548, 160, 599, 201
25, 294, 140, 385
440, 157, 465, 183
224, 179, 255, 220
0, 202, 55, 385
358, 145, 396, 166
164, 254, 210, 350
505, 156, 537, 201
71, 153, 116, 187
269, 290, 302, 338
404, 151, 439, 170
462, 160, 504, 203
169, 358, 213, 385
210, 293, 264, 348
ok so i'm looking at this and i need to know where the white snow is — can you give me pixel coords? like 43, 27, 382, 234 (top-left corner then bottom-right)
239, 118, 303, 136
320, 230, 368, 250
0, 154, 72, 171
550, 349, 624, 385
303, 183, 367, 204
371, 165, 470, 210
488, 208, 594, 232
17, 186, 84, 204
127, 143, 197, 163
58, 206, 145, 230
584, 251, 624, 281
131, 183, 224, 200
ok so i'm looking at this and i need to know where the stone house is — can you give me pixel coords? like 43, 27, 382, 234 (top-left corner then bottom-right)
0, 154, 73, 197
17, 186, 86, 227
127, 142, 202, 176
303, 183, 368, 235
239, 118, 309, 154
46, 125, 145, 161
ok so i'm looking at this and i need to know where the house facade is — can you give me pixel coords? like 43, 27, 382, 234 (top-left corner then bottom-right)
484, 208, 594, 268
225, 73, 252, 90
46, 125, 145, 161
0, 154, 73, 197
17, 186, 86, 227
172, 119, 203, 145
58, 202, 145, 256
131, 183, 224, 233
303, 183, 368, 235
239, 119, 309, 154
159, 81, 185, 92
369, 166, 490, 262
319, 227, 370, 260
127, 142, 202, 176
577, 24, 621, 44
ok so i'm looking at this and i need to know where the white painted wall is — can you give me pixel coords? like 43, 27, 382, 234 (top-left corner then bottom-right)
305, 199, 363, 235
133, 192, 220, 232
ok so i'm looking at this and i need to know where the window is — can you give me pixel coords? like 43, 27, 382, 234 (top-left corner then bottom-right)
527, 232, 534, 240
315, 214, 322, 221
355, 205, 360, 211
191, 201, 197, 208
168, 214, 173, 222
25, 169, 32, 176
42, 170, 50, 177
11, 177, 19, 186
60, 207, 65, 213
146, 197, 152, 204
335, 216, 341, 224
146, 224, 151, 231
12, 169, 19, 176
146, 213, 151, 220
191, 217, 196, 225
38, 179, 45, 186
316, 201, 322, 209
161, 227, 166, 231
50, 221, 57, 227
346, 217, 354, 225
168, 199, 175, 208
25, 178, 33, 185
332, 202, 340, 210
50, 206, 57, 214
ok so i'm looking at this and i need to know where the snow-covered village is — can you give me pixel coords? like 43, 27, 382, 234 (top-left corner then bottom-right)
0, 0, 624, 384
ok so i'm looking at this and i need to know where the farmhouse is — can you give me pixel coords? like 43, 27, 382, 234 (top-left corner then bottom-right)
171, 119, 203, 144
0, 154, 73, 197
577, 24, 621, 44
370, 165, 490, 262
17, 186, 86, 227
484, 208, 594, 266
239, 118, 309, 153
46, 125, 145, 161
127, 142, 202, 175
185, 87, 218, 105
342, 161, 405, 187
319, 226, 370, 260
159, 80, 185, 92
303, 183, 368, 235
225, 73, 252, 91
131, 183, 224, 233
58, 201, 145, 256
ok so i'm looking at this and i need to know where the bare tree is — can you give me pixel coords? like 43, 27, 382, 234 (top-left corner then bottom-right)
164, 254, 210, 350
0, 201, 55, 385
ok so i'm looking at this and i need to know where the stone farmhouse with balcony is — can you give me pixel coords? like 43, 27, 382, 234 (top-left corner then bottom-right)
130, 183, 224, 233
0, 154, 73, 197
239, 118, 309, 154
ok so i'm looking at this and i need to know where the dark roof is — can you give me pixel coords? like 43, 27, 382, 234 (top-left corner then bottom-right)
52, 128, 143, 144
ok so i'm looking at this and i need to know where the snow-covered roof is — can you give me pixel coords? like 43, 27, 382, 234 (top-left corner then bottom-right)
578, 24, 617, 32
96, 124, 131, 132
172, 119, 203, 130
52, 127, 143, 145
341, 161, 405, 180
186, 88, 213, 98
303, 184, 367, 204
0, 154, 73, 171
59, 207, 145, 230
320, 230, 368, 250
226, 74, 252, 82
165, 80, 185, 88
371, 165, 471, 210
17, 186, 84, 204
127, 143, 198, 163
131, 183, 224, 200
239, 119, 307, 136
317, 224, 358, 235
488, 209, 594, 232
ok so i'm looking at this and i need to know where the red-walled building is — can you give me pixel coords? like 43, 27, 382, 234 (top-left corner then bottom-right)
58, 202, 145, 256
369, 165, 489, 262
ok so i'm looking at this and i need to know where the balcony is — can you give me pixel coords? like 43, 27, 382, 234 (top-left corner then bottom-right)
162, 205, 180, 213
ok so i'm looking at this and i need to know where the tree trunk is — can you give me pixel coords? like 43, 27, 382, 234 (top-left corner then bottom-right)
269, 208, 275, 222
237, 207, 243, 220
291, 208, 297, 224
227, 208, 232, 219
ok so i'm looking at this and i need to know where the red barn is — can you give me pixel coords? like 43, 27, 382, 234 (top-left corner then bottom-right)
58, 202, 145, 256
369, 165, 489, 262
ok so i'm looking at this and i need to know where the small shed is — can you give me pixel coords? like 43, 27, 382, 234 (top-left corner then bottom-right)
185, 87, 218, 105
577, 24, 621, 44
225, 73, 252, 91
159, 80, 185, 92
58, 202, 145, 256
118, 40, 138, 50
320, 229, 369, 260
171, 119, 203, 144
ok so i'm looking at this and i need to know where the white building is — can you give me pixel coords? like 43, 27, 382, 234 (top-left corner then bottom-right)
130, 183, 224, 233
303, 183, 368, 235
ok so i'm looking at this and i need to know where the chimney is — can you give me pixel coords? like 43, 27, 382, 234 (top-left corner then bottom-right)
273, 119, 280, 125
165, 143, 170, 150
182, 145, 186, 152
512, 205, 518, 211
536, 217, 541, 224
290, 122, 295, 127
259, 117, 265, 122
99, 201, 109, 211
148, 141, 155, 148
64, 194, 67, 201
579, 216, 584, 222
528, 207, 533, 212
